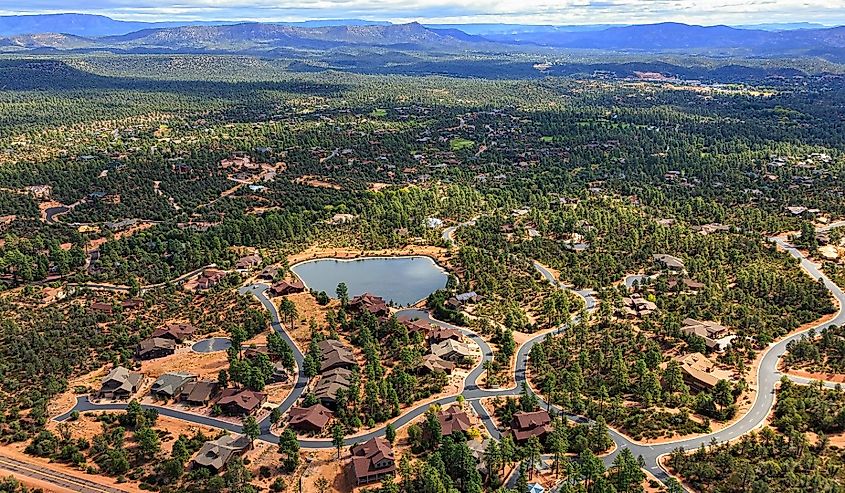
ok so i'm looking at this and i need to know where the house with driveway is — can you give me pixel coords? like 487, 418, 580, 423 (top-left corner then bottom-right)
99, 366, 143, 400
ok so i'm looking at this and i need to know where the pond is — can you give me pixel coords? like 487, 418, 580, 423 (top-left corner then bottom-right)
191, 337, 232, 353
290, 256, 448, 306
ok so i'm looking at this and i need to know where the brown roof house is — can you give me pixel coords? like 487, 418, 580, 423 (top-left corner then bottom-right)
152, 323, 197, 343
235, 254, 262, 272
319, 339, 356, 372
428, 327, 463, 344
151, 372, 196, 401
510, 410, 553, 443
653, 254, 686, 274
437, 406, 473, 437
192, 433, 251, 472
99, 366, 143, 400
137, 337, 177, 360
216, 389, 267, 416
180, 380, 221, 406
258, 266, 279, 281
620, 293, 657, 319
348, 437, 396, 486
289, 404, 333, 433
196, 269, 226, 290
675, 352, 734, 391
90, 302, 114, 315
682, 318, 736, 352
349, 293, 390, 318
431, 339, 475, 363
270, 279, 306, 296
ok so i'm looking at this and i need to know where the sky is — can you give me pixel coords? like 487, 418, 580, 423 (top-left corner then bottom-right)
2, 0, 845, 26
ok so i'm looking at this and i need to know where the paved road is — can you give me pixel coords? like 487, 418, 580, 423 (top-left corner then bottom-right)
53, 227, 845, 489
0, 454, 129, 493
68, 264, 219, 294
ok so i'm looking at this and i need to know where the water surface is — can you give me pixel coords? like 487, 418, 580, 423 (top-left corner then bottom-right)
291, 256, 448, 306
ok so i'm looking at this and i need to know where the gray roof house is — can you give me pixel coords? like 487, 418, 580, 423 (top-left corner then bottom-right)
151, 372, 197, 400
192, 433, 251, 471
99, 366, 143, 399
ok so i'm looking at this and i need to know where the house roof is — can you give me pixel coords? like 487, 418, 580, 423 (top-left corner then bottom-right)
101, 366, 143, 394
319, 339, 356, 371
676, 352, 733, 388
455, 291, 479, 302
653, 254, 685, 270
437, 406, 472, 436
289, 404, 333, 430
421, 354, 456, 373
428, 327, 462, 342
350, 437, 395, 480
216, 389, 266, 412
193, 433, 251, 470
511, 410, 553, 441
431, 339, 474, 360
151, 372, 195, 396
181, 380, 220, 402
137, 337, 177, 357
152, 323, 196, 341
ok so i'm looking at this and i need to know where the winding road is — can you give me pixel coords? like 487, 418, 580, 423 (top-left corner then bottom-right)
53, 225, 845, 489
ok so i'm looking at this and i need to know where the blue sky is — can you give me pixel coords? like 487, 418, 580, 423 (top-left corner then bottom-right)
2, 0, 844, 26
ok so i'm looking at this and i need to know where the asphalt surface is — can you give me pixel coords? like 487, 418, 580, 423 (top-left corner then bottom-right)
52, 228, 845, 489
0, 454, 129, 493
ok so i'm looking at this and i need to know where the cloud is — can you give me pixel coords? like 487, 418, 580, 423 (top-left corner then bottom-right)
1, 0, 843, 25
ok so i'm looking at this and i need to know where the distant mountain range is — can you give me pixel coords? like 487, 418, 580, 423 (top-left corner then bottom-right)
1, 14, 845, 60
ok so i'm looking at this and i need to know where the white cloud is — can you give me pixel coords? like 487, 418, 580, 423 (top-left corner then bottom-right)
1, 0, 844, 25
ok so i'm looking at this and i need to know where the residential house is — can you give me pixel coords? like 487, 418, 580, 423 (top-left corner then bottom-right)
437, 406, 472, 436
258, 266, 279, 281
455, 292, 482, 304
271, 362, 290, 383
666, 277, 705, 293
313, 367, 353, 408
216, 389, 267, 415
152, 323, 197, 343
151, 372, 196, 400
121, 298, 145, 310
653, 254, 686, 273
235, 254, 262, 271
420, 354, 456, 375
682, 318, 736, 352
348, 437, 396, 486
400, 319, 430, 336
192, 433, 251, 472
510, 410, 552, 442
619, 293, 657, 318
428, 327, 463, 344
676, 352, 734, 391
99, 366, 143, 399
180, 380, 221, 406
270, 279, 305, 296
348, 293, 390, 318
431, 339, 475, 363
289, 404, 333, 433
319, 339, 356, 372
196, 269, 226, 290
90, 302, 114, 315
137, 337, 177, 360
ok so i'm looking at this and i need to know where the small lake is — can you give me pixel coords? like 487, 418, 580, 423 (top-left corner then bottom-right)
290, 256, 448, 306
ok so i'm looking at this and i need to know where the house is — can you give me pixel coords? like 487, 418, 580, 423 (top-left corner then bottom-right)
400, 319, 430, 336
258, 266, 279, 281
216, 389, 267, 415
121, 298, 145, 310
180, 380, 220, 406
244, 346, 272, 361
455, 291, 481, 304
235, 254, 262, 271
467, 438, 491, 475
619, 293, 657, 318
137, 337, 177, 360
319, 339, 356, 372
270, 279, 306, 296
420, 354, 456, 375
510, 410, 552, 442
676, 352, 734, 391
314, 368, 353, 407
271, 362, 290, 383
192, 433, 251, 472
428, 327, 463, 344
90, 302, 113, 315
348, 293, 390, 318
653, 254, 686, 273
196, 269, 226, 290
437, 406, 472, 436
528, 483, 545, 493
667, 277, 705, 292
99, 366, 143, 399
431, 339, 475, 362
151, 372, 196, 400
152, 323, 197, 343
445, 297, 463, 311
289, 404, 333, 433
682, 318, 736, 352
348, 437, 396, 486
